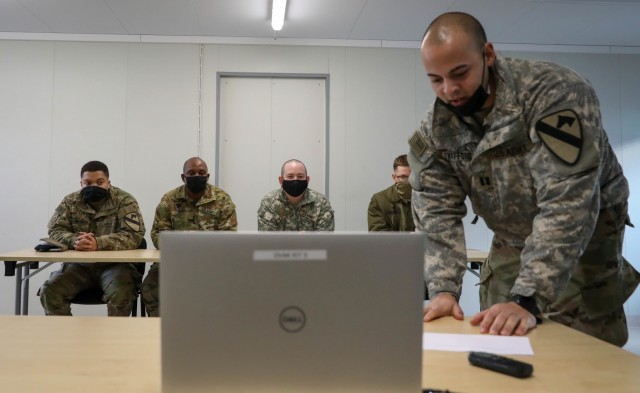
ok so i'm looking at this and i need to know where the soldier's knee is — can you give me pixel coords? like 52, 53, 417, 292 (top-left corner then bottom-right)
103, 280, 136, 303
39, 282, 72, 315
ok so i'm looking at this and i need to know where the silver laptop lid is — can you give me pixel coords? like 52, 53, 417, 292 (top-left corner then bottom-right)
160, 231, 424, 393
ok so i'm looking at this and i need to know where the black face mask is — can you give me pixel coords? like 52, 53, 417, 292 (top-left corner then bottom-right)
282, 179, 308, 198
437, 53, 490, 117
81, 186, 109, 203
185, 176, 208, 194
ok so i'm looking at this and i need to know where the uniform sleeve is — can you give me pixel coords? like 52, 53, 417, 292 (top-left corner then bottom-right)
95, 195, 145, 251
410, 124, 468, 300
216, 194, 238, 231
257, 197, 280, 231
367, 194, 390, 231
47, 197, 78, 249
514, 82, 603, 307
315, 198, 335, 231
151, 197, 172, 249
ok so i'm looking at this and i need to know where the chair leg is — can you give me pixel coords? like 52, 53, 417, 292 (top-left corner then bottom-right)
140, 294, 146, 317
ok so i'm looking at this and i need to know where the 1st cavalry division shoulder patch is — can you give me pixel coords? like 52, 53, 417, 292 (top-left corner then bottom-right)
124, 212, 141, 232
535, 110, 583, 165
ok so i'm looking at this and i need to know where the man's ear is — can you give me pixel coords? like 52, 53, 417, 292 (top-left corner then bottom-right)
278, 176, 284, 186
484, 42, 496, 67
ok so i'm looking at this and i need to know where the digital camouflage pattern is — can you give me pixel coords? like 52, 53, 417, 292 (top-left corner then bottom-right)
258, 188, 334, 231
409, 55, 640, 346
40, 186, 145, 316
142, 183, 237, 316
368, 183, 415, 232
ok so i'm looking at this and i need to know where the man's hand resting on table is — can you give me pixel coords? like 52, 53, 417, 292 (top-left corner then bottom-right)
470, 302, 537, 336
423, 294, 537, 337
423, 292, 464, 322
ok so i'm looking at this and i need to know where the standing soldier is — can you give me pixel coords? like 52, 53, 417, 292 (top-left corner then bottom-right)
410, 12, 639, 346
142, 157, 237, 317
368, 154, 415, 232
39, 160, 145, 316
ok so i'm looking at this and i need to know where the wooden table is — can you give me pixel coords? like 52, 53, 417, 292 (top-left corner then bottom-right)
1, 249, 160, 315
423, 317, 640, 393
0, 315, 636, 392
465, 248, 487, 277
0, 316, 160, 393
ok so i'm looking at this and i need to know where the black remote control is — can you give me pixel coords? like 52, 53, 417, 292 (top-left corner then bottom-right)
468, 351, 533, 378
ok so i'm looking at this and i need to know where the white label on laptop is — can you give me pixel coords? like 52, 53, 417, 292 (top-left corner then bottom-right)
253, 250, 327, 261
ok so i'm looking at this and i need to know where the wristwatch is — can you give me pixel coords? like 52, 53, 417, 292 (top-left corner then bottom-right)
511, 294, 543, 324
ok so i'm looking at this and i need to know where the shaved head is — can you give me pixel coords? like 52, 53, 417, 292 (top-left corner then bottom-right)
281, 159, 307, 177
423, 12, 487, 51
183, 157, 208, 174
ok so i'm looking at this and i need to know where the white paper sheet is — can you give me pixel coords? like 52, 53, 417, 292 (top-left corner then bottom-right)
423, 332, 534, 355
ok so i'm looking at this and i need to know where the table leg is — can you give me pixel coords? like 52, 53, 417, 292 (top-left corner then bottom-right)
15, 265, 22, 315
21, 264, 29, 315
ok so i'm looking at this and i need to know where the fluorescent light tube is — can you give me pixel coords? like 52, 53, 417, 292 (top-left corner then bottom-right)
271, 0, 287, 31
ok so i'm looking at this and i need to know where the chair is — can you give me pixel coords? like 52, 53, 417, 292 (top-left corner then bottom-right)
51, 239, 148, 317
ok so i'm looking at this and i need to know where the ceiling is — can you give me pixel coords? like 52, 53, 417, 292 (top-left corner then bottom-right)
0, 0, 639, 49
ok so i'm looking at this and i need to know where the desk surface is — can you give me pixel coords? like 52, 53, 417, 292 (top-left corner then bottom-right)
0, 316, 161, 393
0, 248, 160, 263
1, 316, 637, 393
465, 248, 487, 262
0, 248, 487, 264
423, 317, 640, 393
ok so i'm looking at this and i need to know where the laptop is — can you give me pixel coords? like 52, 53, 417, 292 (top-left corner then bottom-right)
160, 231, 424, 393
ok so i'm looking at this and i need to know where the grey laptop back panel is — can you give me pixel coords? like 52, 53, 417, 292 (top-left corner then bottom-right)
160, 231, 424, 393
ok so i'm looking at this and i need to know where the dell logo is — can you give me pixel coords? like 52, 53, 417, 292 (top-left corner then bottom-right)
279, 306, 306, 333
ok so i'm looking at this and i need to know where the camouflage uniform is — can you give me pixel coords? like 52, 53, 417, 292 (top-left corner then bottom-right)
409, 55, 640, 346
257, 188, 334, 231
39, 186, 145, 316
368, 183, 415, 232
142, 183, 237, 316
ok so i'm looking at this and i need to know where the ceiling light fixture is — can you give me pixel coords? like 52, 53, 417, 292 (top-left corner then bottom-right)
271, 0, 287, 31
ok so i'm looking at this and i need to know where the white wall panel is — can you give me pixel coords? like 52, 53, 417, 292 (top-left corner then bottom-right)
345, 47, 421, 231
123, 43, 201, 243
0, 41, 55, 315
618, 54, 640, 317
327, 47, 348, 230
48, 42, 129, 203
217, 45, 330, 74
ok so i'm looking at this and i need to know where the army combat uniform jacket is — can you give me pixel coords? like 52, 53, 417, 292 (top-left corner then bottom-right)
409, 55, 639, 346
48, 186, 144, 250
367, 184, 415, 232
150, 183, 237, 249
258, 188, 334, 231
